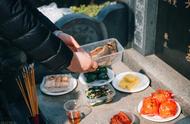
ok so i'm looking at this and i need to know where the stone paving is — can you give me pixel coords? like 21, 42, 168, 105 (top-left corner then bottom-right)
38, 60, 185, 124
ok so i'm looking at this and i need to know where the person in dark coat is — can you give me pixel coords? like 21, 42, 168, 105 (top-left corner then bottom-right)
0, 0, 98, 122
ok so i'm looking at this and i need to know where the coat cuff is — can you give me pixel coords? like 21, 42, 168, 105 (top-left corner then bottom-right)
40, 42, 73, 70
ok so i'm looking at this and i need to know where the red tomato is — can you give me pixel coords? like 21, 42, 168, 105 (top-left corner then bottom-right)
118, 112, 131, 124
159, 99, 177, 118
110, 115, 121, 124
110, 111, 131, 124
151, 89, 172, 103
140, 96, 159, 116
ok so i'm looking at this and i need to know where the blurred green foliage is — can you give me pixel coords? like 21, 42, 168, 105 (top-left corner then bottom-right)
70, 2, 110, 17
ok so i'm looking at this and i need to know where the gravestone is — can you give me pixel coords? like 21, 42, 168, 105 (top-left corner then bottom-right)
97, 2, 129, 47
55, 14, 108, 45
55, 2, 129, 47
155, 0, 190, 79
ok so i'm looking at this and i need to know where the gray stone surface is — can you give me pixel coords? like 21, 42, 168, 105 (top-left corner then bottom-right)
175, 116, 190, 124
125, 0, 158, 55
38, 61, 184, 124
123, 48, 190, 116
133, 0, 146, 49
142, 0, 158, 55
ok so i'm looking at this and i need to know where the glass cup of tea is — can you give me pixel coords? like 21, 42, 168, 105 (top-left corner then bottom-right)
64, 99, 92, 124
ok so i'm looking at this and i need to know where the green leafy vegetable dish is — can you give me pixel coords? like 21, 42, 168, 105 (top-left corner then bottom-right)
85, 85, 114, 99
84, 66, 109, 83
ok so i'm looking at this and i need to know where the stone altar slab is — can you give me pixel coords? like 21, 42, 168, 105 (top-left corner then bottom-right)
38, 61, 184, 124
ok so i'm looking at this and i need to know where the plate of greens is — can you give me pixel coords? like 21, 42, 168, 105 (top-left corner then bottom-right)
79, 67, 114, 86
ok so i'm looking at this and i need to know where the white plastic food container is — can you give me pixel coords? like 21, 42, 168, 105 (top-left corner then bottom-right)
81, 38, 124, 66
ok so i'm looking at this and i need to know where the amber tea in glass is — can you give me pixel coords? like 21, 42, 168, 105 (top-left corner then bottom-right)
64, 99, 92, 124
67, 111, 81, 124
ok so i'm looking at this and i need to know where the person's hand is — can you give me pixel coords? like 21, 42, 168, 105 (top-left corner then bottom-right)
54, 31, 80, 52
54, 31, 98, 72
67, 48, 98, 73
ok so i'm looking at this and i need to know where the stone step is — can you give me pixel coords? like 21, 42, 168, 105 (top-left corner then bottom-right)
176, 116, 190, 124
122, 48, 190, 116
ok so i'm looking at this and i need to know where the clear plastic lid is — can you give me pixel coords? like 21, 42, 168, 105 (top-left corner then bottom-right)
81, 38, 124, 66
84, 84, 116, 106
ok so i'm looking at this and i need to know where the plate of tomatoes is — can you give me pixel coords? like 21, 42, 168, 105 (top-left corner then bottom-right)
137, 89, 181, 122
109, 110, 136, 124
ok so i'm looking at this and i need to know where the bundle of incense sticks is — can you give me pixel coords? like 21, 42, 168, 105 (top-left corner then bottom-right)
16, 64, 39, 124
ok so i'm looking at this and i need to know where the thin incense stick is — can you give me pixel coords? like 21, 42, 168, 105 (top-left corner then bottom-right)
16, 64, 39, 118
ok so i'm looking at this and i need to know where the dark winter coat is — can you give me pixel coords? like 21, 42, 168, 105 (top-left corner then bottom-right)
0, 0, 73, 102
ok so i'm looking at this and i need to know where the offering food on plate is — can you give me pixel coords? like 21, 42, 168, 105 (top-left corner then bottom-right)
119, 74, 140, 90
90, 41, 117, 60
85, 85, 114, 99
84, 66, 109, 83
159, 99, 177, 118
44, 75, 70, 92
140, 96, 159, 116
140, 89, 178, 118
151, 89, 172, 103
110, 111, 132, 124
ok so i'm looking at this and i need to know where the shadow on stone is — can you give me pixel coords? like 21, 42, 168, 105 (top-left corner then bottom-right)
111, 89, 131, 103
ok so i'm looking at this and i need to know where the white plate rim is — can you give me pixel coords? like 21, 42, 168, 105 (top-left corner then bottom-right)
40, 75, 78, 96
137, 100, 181, 122
78, 68, 114, 86
112, 72, 150, 93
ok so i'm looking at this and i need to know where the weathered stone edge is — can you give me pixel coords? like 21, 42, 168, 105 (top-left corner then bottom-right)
122, 48, 190, 116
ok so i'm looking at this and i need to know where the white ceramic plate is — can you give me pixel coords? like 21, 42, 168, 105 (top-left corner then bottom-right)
78, 68, 114, 86
112, 72, 150, 93
40, 74, 78, 96
137, 100, 181, 122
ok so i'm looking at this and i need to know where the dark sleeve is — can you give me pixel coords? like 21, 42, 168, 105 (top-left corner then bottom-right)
0, 0, 73, 70
25, 0, 59, 31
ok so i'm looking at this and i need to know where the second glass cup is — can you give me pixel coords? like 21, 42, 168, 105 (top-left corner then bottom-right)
64, 99, 92, 124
